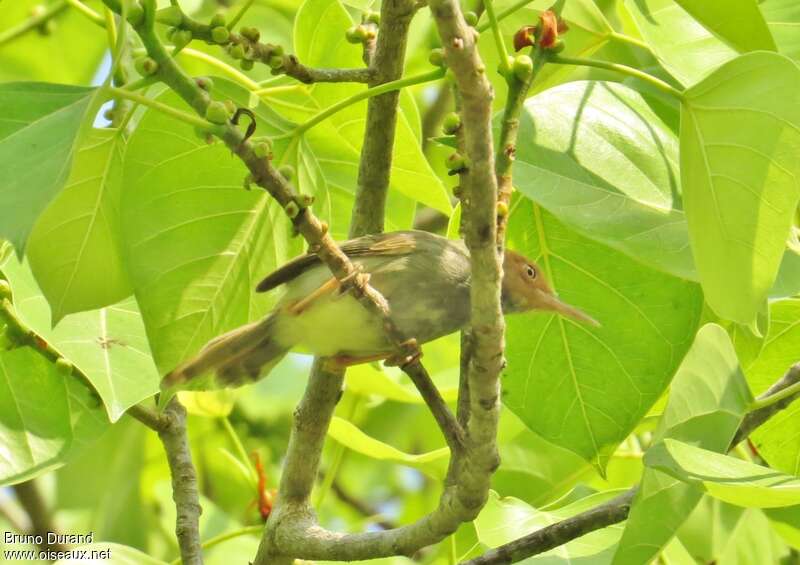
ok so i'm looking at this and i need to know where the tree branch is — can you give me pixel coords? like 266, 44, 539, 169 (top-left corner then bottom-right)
12, 480, 68, 553
158, 399, 203, 565
349, 0, 417, 235
462, 361, 800, 565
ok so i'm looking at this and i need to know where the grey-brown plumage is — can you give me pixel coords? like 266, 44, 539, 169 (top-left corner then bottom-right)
164, 231, 597, 389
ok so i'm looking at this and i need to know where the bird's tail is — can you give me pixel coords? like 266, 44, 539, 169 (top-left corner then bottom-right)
163, 314, 289, 389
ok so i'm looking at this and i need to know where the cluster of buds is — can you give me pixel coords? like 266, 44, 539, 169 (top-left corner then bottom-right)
345, 10, 380, 45
228, 28, 285, 73
513, 10, 568, 52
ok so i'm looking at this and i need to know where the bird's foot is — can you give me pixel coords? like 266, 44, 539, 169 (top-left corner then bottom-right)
384, 339, 422, 368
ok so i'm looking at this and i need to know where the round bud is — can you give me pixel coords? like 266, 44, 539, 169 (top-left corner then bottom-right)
195, 76, 214, 91
241, 59, 254, 70
446, 152, 466, 172
284, 201, 300, 218
0, 280, 11, 301
298, 194, 315, 207
30, 5, 47, 18
496, 201, 509, 217
345, 25, 362, 44
464, 11, 478, 26
103, 108, 115, 122
155, 6, 183, 27
428, 48, 445, 67
210, 12, 226, 27
278, 165, 294, 181
134, 56, 159, 76
365, 10, 381, 25
241, 26, 261, 42
55, 357, 74, 376
230, 43, 246, 59
211, 26, 230, 44
127, 2, 145, 26
253, 141, 272, 159
268, 54, 284, 69
442, 112, 461, 135
271, 44, 284, 56
205, 101, 230, 125
513, 54, 534, 82
172, 29, 193, 50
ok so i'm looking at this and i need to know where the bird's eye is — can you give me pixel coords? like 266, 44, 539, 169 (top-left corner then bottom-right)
526, 265, 536, 279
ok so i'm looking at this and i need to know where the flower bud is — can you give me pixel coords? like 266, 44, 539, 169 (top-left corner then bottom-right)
211, 26, 231, 44
428, 48, 445, 67
442, 112, 461, 135
205, 101, 230, 124
513, 54, 533, 82
156, 5, 183, 26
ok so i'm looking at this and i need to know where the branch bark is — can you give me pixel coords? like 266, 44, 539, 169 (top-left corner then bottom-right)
12, 480, 68, 553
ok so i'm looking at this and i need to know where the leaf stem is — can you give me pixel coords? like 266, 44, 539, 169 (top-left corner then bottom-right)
227, 0, 256, 30
106, 86, 216, 129
168, 526, 263, 565
0, 1, 68, 46
278, 67, 446, 139
548, 54, 684, 99
749, 380, 800, 411
222, 416, 257, 485
609, 31, 652, 53
484, 0, 511, 75
65, 0, 106, 26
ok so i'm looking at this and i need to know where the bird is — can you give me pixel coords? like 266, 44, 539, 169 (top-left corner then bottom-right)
163, 230, 598, 389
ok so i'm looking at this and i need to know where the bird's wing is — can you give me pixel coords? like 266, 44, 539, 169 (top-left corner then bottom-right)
255, 231, 419, 293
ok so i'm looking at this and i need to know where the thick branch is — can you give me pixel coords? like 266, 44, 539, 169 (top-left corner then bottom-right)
463, 362, 800, 565
349, 0, 417, 235
158, 399, 203, 565
12, 480, 68, 553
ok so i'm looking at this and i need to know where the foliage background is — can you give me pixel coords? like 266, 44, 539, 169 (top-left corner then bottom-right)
1, 0, 800, 563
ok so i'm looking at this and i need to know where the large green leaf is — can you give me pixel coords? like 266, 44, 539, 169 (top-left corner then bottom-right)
623, 0, 737, 86
646, 439, 800, 508
473, 490, 625, 563
0, 0, 106, 84
26, 128, 131, 321
513, 80, 693, 279
672, 0, 776, 53
0, 82, 97, 252
121, 78, 298, 375
762, 0, 800, 62
744, 298, 800, 474
503, 199, 703, 470
612, 324, 752, 565
680, 52, 800, 326
2, 256, 160, 421
0, 347, 108, 486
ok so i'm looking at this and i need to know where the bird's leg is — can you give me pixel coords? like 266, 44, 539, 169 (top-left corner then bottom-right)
285, 277, 340, 315
384, 338, 422, 368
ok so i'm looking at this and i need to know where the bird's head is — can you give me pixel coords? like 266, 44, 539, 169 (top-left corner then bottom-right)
501, 250, 599, 326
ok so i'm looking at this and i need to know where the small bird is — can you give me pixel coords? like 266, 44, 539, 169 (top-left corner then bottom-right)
164, 230, 597, 388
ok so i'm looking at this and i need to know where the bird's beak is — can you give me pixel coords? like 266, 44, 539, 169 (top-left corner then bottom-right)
536, 290, 601, 327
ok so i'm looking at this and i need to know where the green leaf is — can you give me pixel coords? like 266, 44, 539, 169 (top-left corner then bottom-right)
672, 0, 776, 53
26, 127, 131, 321
745, 298, 800, 474
0, 1, 106, 84
0, 347, 108, 486
646, 439, 800, 508
473, 490, 625, 563
504, 199, 703, 470
55, 542, 167, 564
680, 52, 800, 326
327, 416, 449, 479
772, 237, 800, 299
613, 323, 752, 565
624, 0, 737, 86
121, 77, 298, 375
0, 82, 97, 252
762, 0, 800, 62
513, 80, 694, 279
2, 256, 160, 421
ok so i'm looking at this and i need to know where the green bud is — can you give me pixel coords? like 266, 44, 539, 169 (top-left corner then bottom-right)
253, 140, 272, 159
195, 76, 214, 91
127, 2, 145, 26
512, 54, 533, 82
442, 112, 461, 135
550, 39, 566, 53
172, 29, 193, 50
205, 101, 230, 125
446, 152, 468, 173
284, 201, 300, 218
496, 200, 509, 217
156, 5, 183, 26
271, 44, 284, 56
278, 165, 294, 182
30, 5, 47, 19
464, 11, 478, 26
0, 280, 11, 301
497, 55, 515, 79
210, 12, 226, 27
297, 194, 315, 207
268, 54, 284, 69
240, 26, 261, 42
365, 10, 381, 25
134, 56, 159, 76
230, 43, 246, 59
55, 357, 74, 376
345, 25, 362, 44
241, 59, 254, 70
211, 26, 230, 44
428, 48, 445, 67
